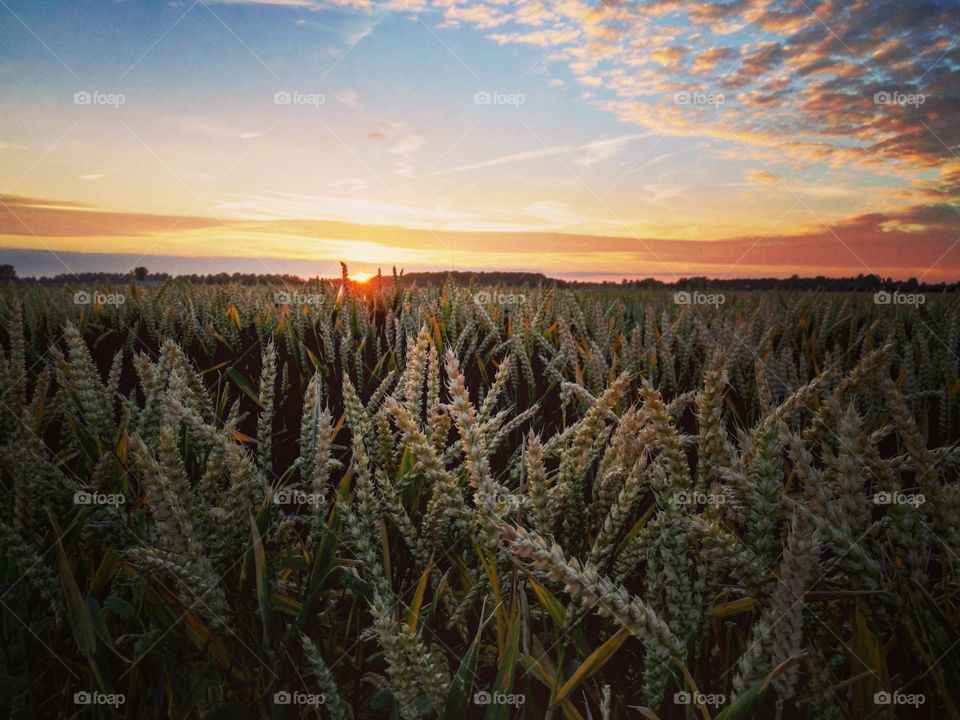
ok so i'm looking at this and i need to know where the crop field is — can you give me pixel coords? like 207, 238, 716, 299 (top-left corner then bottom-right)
1, 279, 959, 719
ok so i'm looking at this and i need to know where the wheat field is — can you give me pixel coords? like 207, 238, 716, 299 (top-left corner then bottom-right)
1, 278, 958, 719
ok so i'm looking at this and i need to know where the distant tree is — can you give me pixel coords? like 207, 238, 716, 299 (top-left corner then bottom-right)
0, 264, 15, 281
133, 266, 148, 281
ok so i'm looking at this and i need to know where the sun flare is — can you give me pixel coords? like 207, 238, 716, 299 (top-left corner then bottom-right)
350, 272, 374, 284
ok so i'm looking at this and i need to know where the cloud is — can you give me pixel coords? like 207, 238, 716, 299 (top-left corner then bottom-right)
363, 120, 427, 178
389, 132, 425, 178
336, 89, 360, 107
0, 195, 222, 237
432, 132, 656, 175
746, 169, 780, 184
574, 133, 658, 166
217, 191, 475, 227
433, 0, 959, 213
154, 113, 263, 140
327, 177, 368, 191
649, 46, 688, 68
691, 47, 735, 74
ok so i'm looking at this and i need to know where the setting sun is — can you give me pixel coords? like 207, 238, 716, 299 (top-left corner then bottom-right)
350, 271, 374, 284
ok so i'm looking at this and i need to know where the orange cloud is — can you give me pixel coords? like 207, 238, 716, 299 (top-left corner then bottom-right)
0, 196, 223, 237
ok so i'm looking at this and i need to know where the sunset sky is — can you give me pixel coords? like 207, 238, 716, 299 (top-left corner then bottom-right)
1, 0, 958, 280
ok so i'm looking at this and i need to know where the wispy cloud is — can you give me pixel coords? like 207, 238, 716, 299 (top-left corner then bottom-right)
432, 132, 657, 175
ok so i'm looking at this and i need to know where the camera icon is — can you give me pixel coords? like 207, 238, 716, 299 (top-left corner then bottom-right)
874, 691, 892, 705
274, 91, 291, 105
274, 291, 291, 304
675, 492, 691, 506
74, 91, 92, 105
873, 91, 891, 105
74, 691, 92, 704
873, 291, 891, 305
474, 690, 492, 705
74, 490, 92, 505
674, 691, 692, 704
274, 488, 293, 504
873, 491, 893, 505
74, 290, 92, 305
673, 291, 691, 305
673, 91, 691, 105
474, 91, 492, 105
273, 690, 292, 705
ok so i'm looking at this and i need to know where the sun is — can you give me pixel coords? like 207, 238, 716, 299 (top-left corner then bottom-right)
350, 271, 375, 284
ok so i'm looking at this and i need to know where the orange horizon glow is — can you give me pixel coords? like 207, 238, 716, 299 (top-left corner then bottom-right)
350, 271, 374, 284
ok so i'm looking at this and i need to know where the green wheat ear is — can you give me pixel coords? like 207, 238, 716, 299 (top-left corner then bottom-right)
2, 280, 959, 718
256, 340, 277, 471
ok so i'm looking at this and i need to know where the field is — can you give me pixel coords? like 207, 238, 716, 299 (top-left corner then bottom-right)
1, 279, 958, 719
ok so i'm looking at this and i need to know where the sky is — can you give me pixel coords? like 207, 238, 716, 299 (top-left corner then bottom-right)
1, 0, 958, 281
